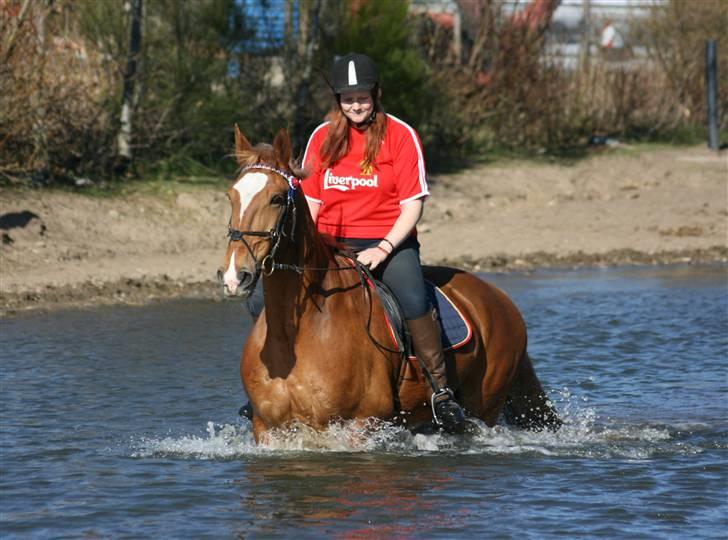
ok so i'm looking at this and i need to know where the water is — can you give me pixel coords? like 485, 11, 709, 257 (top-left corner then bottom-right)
1, 265, 726, 538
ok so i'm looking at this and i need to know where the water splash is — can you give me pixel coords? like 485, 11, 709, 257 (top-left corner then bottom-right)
131, 421, 259, 459
131, 389, 703, 460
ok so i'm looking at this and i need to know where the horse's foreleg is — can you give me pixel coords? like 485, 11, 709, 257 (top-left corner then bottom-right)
251, 415, 271, 445
504, 352, 561, 431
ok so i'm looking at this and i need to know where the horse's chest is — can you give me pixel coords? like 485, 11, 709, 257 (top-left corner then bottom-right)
250, 365, 344, 427
245, 324, 391, 426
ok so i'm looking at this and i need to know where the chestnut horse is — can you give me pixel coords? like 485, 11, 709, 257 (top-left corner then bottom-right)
220, 127, 560, 443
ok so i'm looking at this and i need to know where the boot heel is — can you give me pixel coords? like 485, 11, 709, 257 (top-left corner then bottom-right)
431, 388, 466, 434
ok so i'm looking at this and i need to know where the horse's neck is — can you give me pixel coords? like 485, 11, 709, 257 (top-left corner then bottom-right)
262, 202, 350, 334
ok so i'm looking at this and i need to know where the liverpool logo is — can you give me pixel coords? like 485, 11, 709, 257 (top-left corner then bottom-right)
323, 170, 379, 191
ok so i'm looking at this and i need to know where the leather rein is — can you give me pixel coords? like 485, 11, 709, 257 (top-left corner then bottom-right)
227, 163, 402, 356
227, 163, 357, 277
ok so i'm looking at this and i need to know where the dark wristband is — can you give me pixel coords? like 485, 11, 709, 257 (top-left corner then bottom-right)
381, 238, 395, 252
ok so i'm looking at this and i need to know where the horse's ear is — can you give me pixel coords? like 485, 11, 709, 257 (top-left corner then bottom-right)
272, 128, 292, 168
234, 124, 252, 165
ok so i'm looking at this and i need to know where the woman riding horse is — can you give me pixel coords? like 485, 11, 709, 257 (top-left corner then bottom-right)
300, 53, 466, 433
220, 54, 561, 443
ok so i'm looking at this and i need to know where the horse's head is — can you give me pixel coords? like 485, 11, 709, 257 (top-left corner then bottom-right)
218, 126, 299, 298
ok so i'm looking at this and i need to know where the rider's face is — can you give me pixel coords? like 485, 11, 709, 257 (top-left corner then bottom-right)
339, 91, 374, 125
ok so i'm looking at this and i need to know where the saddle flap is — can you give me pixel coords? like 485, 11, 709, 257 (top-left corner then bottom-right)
370, 279, 472, 355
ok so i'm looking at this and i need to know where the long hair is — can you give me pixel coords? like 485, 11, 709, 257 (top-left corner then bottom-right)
319, 88, 386, 174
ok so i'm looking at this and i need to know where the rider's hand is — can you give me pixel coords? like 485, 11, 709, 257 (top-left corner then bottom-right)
356, 246, 390, 270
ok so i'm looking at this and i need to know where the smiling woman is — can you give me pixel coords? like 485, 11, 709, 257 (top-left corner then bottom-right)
300, 53, 472, 427
339, 91, 374, 125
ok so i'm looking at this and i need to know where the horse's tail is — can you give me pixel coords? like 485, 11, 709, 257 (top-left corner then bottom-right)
504, 350, 562, 431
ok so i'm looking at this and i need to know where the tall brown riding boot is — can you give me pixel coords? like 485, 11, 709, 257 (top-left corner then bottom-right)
407, 309, 466, 434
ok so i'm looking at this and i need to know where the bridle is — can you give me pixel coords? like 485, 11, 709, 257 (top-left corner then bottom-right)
226, 162, 402, 356
226, 163, 360, 278
227, 163, 300, 282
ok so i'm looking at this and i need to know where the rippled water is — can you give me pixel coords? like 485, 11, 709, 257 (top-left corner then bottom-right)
1, 265, 726, 538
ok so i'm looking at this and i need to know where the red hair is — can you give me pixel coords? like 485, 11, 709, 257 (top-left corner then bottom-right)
319, 90, 386, 174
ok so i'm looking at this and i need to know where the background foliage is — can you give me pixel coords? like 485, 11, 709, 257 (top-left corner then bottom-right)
0, 0, 725, 185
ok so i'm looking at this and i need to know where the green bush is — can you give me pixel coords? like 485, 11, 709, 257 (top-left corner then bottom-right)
328, 0, 470, 169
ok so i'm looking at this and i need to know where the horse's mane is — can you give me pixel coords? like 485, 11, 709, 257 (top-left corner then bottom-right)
234, 143, 308, 179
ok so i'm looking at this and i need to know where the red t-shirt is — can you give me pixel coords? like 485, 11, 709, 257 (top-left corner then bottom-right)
301, 114, 429, 239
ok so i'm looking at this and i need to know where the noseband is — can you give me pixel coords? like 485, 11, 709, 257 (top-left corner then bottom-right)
227, 163, 300, 280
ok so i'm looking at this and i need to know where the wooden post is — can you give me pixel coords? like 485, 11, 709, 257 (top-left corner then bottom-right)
453, 3, 462, 64
705, 40, 719, 151
117, 0, 143, 166
31, 0, 49, 180
579, 0, 591, 71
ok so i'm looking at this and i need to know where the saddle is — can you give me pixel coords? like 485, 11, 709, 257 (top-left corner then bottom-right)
369, 276, 472, 358
335, 249, 472, 357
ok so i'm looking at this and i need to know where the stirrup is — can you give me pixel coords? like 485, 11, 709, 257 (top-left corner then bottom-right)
430, 388, 455, 425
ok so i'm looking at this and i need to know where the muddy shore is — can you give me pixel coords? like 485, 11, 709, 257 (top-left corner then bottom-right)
1, 145, 726, 316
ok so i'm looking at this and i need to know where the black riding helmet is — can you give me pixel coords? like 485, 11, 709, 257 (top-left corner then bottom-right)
330, 53, 379, 94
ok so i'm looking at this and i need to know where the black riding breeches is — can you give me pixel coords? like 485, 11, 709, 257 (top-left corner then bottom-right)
343, 236, 429, 320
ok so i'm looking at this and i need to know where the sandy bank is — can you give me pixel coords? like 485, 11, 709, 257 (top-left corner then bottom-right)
1, 145, 726, 316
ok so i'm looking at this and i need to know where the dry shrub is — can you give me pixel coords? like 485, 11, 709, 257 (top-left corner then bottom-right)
450, 1, 574, 150
0, 0, 114, 182
416, 0, 726, 155
565, 62, 692, 138
565, 0, 728, 141
487, 20, 568, 147
633, 0, 728, 130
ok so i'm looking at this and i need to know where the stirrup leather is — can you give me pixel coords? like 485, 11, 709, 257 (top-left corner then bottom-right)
430, 387, 455, 425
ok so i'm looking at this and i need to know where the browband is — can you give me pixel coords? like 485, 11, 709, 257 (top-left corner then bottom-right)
241, 163, 300, 191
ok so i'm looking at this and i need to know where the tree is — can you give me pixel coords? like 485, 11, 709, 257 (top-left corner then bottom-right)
116, 0, 143, 172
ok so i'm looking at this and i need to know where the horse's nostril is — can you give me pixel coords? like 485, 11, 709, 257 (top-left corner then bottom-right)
216, 269, 224, 283
238, 271, 254, 288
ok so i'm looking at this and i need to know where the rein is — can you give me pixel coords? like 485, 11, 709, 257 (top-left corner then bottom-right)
227, 162, 402, 355
227, 163, 360, 276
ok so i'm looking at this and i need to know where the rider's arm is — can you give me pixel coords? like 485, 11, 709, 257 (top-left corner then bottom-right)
381, 198, 423, 250
356, 198, 423, 270
308, 200, 321, 224
301, 123, 327, 224
388, 121, 427, 252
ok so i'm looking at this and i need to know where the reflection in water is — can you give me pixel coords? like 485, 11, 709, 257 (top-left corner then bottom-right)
236, 454, 464, 537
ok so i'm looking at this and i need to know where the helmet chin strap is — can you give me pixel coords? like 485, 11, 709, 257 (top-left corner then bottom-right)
354, 110, 376, 128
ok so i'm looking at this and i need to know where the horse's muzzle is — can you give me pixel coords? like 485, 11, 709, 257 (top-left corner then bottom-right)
218, 268, 257, 298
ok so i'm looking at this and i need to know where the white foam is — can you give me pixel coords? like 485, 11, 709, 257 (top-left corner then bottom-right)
130, 389, 703, 460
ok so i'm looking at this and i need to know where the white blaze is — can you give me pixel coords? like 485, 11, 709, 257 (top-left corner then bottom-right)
224, 171, 269, 292
347, 60, 358, 86
233, 172, 268, 221
223, 252, 238, 290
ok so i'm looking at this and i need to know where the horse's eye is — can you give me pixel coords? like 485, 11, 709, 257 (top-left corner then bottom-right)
270, 194, 286, 206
